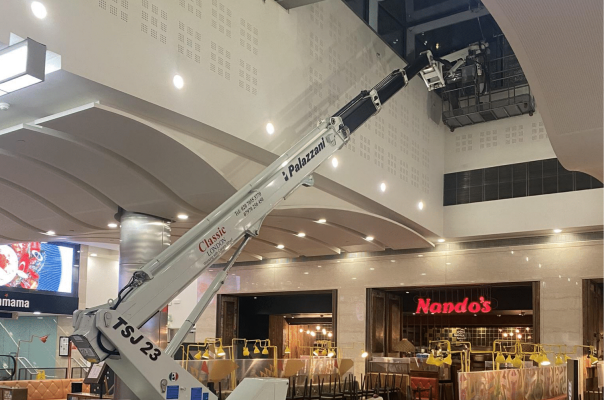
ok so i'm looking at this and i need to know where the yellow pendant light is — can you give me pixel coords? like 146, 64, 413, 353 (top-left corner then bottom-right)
588, 354, 599, 365
254, 345, 260, 354
284, 346, 291, 354
313, 349, 319, 356
321, 348, 327, 356
327, 349, 335, 358
539, 353, 551, 366
529, 353, 539, 363
443, 353, 452, 365
496, 352, 506, 364
194, 351, 202, 360
216, 346, 226, 357
262, 346, 269, 355
202, 348, 210, 359
512, 355, 523, 368
505, 354, 513, 364
426, 353, 437, 365
555, 355, 564, 365
243, 346, 250, 357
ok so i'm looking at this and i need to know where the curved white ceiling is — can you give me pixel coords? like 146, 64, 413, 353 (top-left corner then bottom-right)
0, 103, 433, 258
482, 0, 603, 181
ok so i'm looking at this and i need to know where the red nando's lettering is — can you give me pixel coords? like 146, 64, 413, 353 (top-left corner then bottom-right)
416, 297, 491, 314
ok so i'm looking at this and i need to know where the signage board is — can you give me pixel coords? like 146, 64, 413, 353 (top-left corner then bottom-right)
59, 336, 70, 357
0, 242, 79, 314
416, 296, 492, 315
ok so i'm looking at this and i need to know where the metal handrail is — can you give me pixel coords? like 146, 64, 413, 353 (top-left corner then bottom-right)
18, 367, 68, 380
0, 355, 16, 380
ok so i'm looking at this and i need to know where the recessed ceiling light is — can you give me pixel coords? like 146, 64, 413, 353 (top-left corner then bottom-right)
296, 232, 306, 237
46, 230, 55, 236
317, 219, 326, 224
421, 273, 426, 276
364, 236, 374, 241
281, 160, 288, 167
31, 2, 47, 19
417, 201, 424, 210
406, 291, 409, 294
266, 122, 275, 134
331, 157, 338, 168
177, 214, 189, 220
108, 223, 118, 228
437, 238, 445, 243
352, 277, 357, 280
553, 228, 562, 233
526, 257, 529, 262
370, 267, 375, 270
418, 254, 423, 257
173, 74, 184, 89
318, 265, 322, 268
380, 182, 386, 192
276, 244, 284, 249
304, 272, 309, 275
33, 311, 41, 315
90, 253, 97, 257
446, 262, 451, 265
390, 260, 395, 263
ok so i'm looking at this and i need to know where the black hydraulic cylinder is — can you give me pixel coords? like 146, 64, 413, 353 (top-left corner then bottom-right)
332, 53, 430, 134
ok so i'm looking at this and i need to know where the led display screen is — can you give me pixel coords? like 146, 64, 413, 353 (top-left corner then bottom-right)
0, 242, 75, 294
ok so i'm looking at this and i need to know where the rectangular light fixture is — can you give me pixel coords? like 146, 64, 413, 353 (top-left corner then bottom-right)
0, 38, 46, 96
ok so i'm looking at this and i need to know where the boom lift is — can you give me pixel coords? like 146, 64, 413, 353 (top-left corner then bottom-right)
70, 51, 445, 400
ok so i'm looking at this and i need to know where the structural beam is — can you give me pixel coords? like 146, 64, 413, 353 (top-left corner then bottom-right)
275, 0, 323, 10
406, 6, 490, 60
407, 0, 471, 23
408, 7, 490, 35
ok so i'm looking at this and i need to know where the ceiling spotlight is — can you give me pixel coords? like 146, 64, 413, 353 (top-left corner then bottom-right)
45, 230, 56, 236
380, 182, 386, 192
364, 236, 374, 241
437, 238, 445, 243
31, 2, 48, 19
331, 157, 338, 168
276, 244, 285, 249
173, 74, 184, 89
317, 219, 326, 224
417, 201, 425, 210
553, 228, 562, 233
177, 214, 189, 220
90, 253, 98, 257
266, 122, 275, 134
296, 232, 306, 237
108, 223, 118, 228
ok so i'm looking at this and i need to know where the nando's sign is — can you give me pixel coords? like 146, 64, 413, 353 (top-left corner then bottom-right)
416, 296, 492, 314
